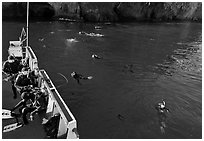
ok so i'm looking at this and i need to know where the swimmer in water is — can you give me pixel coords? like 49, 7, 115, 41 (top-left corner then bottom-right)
117, 114, 125, 121
92, 54, 102, 59
155, 100, 170, 113
123, 64, 134, 73
155, 100, 170, 134
71, 72, 93, 85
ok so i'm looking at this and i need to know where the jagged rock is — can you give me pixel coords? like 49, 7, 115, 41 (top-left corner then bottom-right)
2, 2, 55, 20
2, 2, 202, 22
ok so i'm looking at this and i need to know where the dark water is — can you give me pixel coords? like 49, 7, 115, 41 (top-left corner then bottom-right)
2, 21, 202, 139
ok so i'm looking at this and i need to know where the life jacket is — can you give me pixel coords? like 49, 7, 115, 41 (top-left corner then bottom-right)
3, 60, 22, 75
9, 60, 21, 74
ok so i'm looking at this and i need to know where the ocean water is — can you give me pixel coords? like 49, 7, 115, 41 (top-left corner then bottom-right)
2, 21, 202, 139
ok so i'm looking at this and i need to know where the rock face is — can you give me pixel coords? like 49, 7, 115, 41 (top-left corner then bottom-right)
2, 2, 202, 22
2, 2, 55, 20
48, 2, 81, 20
116, 2, 202, 21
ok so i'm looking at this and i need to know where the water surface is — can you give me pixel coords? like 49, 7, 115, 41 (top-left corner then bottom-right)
2, 21, 202, 139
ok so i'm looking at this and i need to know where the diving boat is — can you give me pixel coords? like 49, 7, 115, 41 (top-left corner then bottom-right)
2, 2, 79, 139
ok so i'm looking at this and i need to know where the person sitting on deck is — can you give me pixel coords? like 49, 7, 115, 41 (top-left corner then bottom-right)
2, 55, 23, 76
11, 87, 46, 125
15, 67, 33, 94
2, 55, 23, 99
71, 72, 93, 85
28, 68, 40, 87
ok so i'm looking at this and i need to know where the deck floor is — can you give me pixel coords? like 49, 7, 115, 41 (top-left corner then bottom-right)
2, 76, 47, 139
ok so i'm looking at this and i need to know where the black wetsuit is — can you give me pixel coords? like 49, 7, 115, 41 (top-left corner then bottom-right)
3, 59, 23, 99
15, 73, 32, 94
72, 73, 88, 85
11, 88, 43, 125
28, 70, 38, 87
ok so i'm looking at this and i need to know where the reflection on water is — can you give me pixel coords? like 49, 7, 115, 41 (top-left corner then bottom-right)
2, 21, 202, 139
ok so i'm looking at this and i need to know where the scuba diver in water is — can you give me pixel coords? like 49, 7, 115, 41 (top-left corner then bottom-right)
155, 100, 170, 134
92, 54, 102, 59
155, 100, 170, 113
123, 64, 134, 73
71, 72, 93, 85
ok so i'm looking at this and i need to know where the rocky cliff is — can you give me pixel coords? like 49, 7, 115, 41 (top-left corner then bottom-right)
2, 2, 202, 22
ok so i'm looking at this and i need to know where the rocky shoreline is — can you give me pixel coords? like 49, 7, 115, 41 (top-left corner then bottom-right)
2, 2, 202, 22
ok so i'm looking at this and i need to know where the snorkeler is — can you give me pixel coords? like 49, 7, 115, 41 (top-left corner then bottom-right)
155, 100, 170, 134
71, 72, 93, 85
155, 100, 170, 113
92, 54, 102, 59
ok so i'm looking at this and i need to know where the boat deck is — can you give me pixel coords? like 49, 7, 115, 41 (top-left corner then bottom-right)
2, 77, 47, 139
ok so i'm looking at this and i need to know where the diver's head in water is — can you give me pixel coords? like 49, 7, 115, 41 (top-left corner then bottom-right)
21, 68, 29, 75
92, 54, 101, 59
71, 72, 76, 77
155, 100, 167, 113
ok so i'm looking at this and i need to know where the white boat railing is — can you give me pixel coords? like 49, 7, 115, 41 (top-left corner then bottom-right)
39, 70, 78, 138
25, 46, 38, 70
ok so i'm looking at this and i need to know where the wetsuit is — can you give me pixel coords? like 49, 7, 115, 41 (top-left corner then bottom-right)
71, 72, 88, 85
155, 103, 169, 113
92, 54, 101, 59
15, 72, 32, 94
28, 70, 39, 87
11, 88, 44, 125
3, 59, 23, 99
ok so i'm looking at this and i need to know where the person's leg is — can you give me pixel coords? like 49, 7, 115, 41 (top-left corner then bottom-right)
22, 107, 29, 125
22, 107, 36, 124
77, 79, 81, 85
11, 80, 17, 99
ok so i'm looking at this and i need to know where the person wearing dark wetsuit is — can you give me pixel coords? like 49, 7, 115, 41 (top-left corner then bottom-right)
92, 54, 102, 59
155, 100, 170, 113
155, 100, 170, 134
2, 55, 23, 99
15, 67, 32, 94
71, 72, 92, 85
11, 86, 35, 124
28, 69, 39, 87
11, 87, 45, 125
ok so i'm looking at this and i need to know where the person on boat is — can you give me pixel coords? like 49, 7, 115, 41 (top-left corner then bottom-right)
92, 54, 102, 59
2, 55, 23, 99
71, 72, 93, 85
24, 87, 47, 124
11, 87, 46, 125
15, 67, 33, 94
29, 68, 40, 87
11, 86, 35, 113
2, 55, 22, 76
